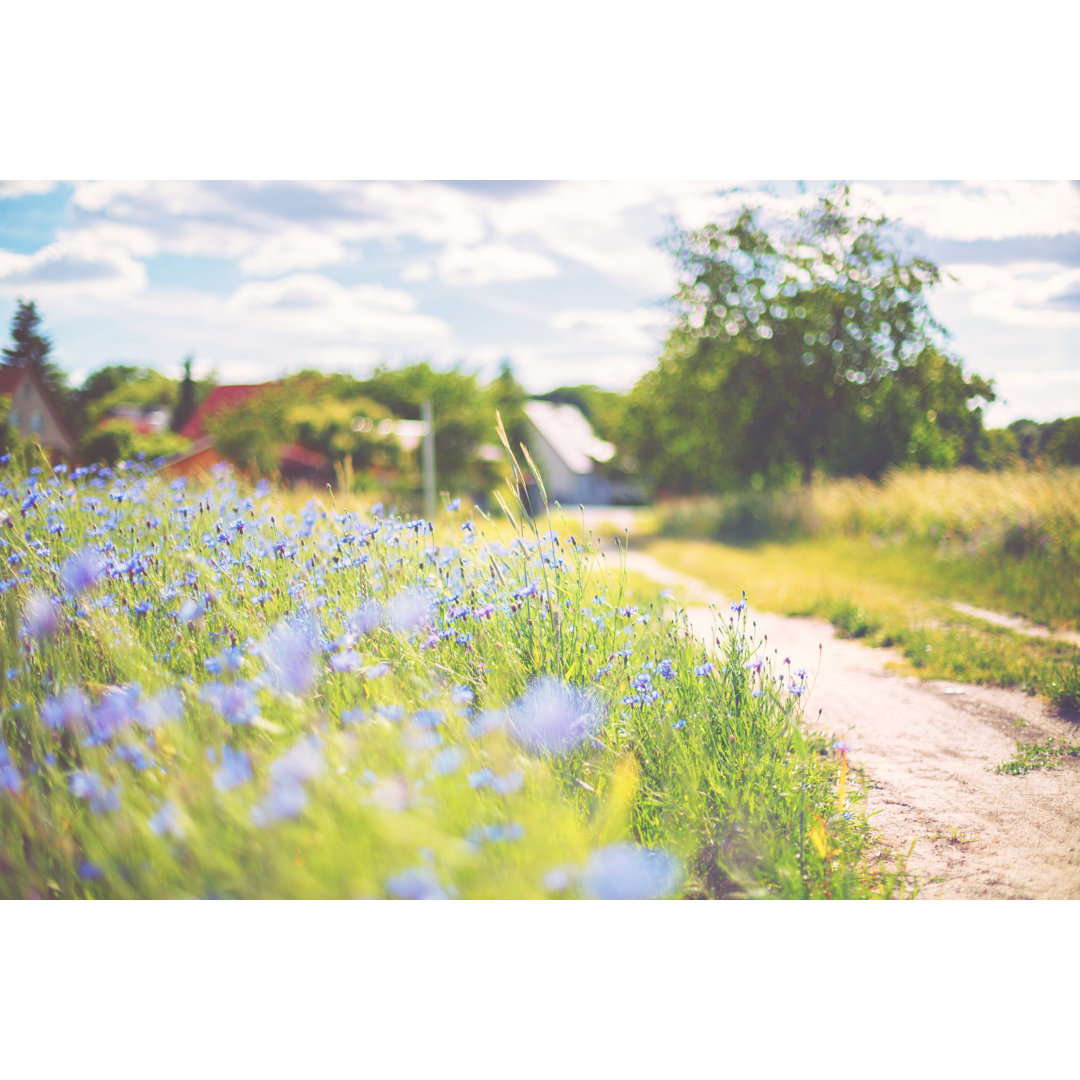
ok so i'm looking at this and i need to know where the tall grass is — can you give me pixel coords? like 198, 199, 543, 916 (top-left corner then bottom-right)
0, 445, 897, 899
656, 466, 1080, 630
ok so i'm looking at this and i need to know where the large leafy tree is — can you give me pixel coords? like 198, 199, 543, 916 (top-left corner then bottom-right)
621, 186, 994, 492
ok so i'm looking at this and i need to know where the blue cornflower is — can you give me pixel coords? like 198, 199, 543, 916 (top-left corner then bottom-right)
694, 662, 714, 678
61, 548, 105, 595
445, 498, 462, 512
330, 650, 363, 673
466, 709, 505, 738
466, 822, 525, 847
582, 844, 683, 900
69, 771, 120, 813
507, 676, 605, 756
0, 741, 22, 795
22, 590, 59, 640
386, 867, 447, 900
112, 744, 154, 771
258, 615, 318, 696
412, 709, 443, 730
385, 587, 435, 632
269, 735, 325, 787
149, 799, 185, 839
468, 767, 494, 789
89, 684, 143, 743
431, 747, 465, 776
543, 866, 574, 893
251, 781, 307, 826
40, 686, 91, 733
137, 687, 183, 730
512, 581, 539, 602
177, 598, 205, 623
200, 680, 261, 726
492, 770, 524, 795
78, 861, 103, 881
348, 598, 384, 636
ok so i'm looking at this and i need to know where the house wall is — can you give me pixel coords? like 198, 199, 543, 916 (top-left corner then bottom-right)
7, 376, 74, 455
524, 423, 582, 503
525, 424, 613, 505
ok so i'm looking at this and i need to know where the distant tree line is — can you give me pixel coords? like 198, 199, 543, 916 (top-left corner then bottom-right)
6, 245, 1080, 500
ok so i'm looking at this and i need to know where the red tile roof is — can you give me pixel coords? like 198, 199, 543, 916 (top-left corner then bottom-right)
0, 366, 28, 395
178, 384, 271, 440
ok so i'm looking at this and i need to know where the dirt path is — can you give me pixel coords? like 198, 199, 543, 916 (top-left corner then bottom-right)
621, 546, 1080, 900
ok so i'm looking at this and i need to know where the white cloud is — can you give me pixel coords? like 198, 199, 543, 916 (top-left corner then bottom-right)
942, 260, 1080, 328
858, 180, 1080, 241
57, 180, 493, 280
0, 235, 147, 296
238, 229, 349, 276
227, 274, 450, 343
0, 180, 58, 200
403, 243, 559, 286
550, 306, 671, 352
985, 368, 1080, 426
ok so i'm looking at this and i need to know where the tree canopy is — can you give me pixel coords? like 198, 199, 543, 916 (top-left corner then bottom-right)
620, 186, 995, 492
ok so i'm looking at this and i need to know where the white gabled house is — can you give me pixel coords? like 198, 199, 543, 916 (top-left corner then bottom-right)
522, 399, 617, 505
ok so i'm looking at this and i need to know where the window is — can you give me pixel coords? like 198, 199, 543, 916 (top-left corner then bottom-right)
31, 410, 42, 433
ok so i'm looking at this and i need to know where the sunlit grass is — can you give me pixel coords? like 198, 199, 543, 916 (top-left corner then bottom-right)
654, 465, 1080, 631
644, 535, 1080, 705
0, 451, 900, 900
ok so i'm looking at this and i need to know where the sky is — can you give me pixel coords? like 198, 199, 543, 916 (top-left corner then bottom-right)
1, 179, 1078, 429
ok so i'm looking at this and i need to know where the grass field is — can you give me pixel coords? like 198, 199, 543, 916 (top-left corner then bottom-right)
0, 444, 906, 899
643, 466, 1080, 712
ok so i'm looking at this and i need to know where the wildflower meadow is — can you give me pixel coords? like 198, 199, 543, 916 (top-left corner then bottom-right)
0, 435, 886, 900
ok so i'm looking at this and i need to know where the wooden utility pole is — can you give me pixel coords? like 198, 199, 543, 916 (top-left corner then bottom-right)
421, 400, 435, 522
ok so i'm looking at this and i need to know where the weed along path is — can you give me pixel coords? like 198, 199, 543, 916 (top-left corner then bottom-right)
618, 546, 1080, 900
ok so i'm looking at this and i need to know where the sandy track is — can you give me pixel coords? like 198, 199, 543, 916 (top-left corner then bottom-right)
622, 547, 1080, 900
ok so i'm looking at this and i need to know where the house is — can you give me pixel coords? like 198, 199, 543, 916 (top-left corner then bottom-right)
177, 384, 268, 443
105, 403, 172, 434
170, 382, 353, 485
166, 382, 334, 484
0, 364, 77, 458
522, 399, 617, 505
